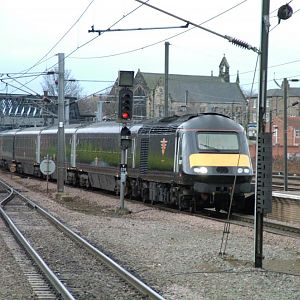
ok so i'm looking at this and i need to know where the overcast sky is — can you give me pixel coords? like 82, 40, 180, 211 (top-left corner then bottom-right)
1, 0, 299, 98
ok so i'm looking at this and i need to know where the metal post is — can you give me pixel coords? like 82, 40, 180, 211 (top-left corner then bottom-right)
119, 125, 131, 210
46, 154, 49, 194
57, 53, 65, 193
283, 78, 288, 191
164, 42, 170, 117
254, 0, 270, 268
119, 148, 127, 209
269, 109, 272, 133
65, 98, 69, 125
97, 100, 103, 122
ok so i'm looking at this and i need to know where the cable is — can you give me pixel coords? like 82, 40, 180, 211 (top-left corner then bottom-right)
8, 0, 95, 94
21, 0, 95, 74
0, 80, 37, 96
6, 75, 40, 95
9, 1, 148, 96
240, 72, 300, 90
270, 2, 299, 32
67, 79, 115, 83
48, 0, 151, 68
248, 54, 260, 98
71, 0, 249, 60
76, 85, 115, 102
0, 72, 51, 81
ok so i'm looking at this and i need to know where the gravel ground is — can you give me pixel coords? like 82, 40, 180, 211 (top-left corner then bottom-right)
0, 218, 40, 300
1, 172, 300, 300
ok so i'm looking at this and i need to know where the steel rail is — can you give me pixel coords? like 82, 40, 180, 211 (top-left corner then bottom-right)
229, 213, 300, 237
3, 182, 165, 300
0, 181, 75, 300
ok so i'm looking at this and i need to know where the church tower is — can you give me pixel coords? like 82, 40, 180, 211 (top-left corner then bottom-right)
219, 55, 230, 82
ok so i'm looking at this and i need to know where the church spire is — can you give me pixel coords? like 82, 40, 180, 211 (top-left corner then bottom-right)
236, 70, 240, 84
219, 54, 230, 82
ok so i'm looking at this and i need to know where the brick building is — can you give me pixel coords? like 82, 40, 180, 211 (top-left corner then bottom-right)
248, 85, 300, 125
248, 116, 300, 160
270, 116, 300, 159
247, 84, 300, 160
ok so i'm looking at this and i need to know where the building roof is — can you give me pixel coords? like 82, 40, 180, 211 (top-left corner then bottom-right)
267, 88, 300, 97
139, 71, 246, 104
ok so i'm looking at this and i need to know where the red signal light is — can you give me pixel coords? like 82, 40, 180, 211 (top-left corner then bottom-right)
118, 87, 133, 121
122, 112, 129, 119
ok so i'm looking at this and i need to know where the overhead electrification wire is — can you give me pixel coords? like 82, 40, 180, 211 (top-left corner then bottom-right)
76, 85, 115, 102
47, 0, 151, 67
270, 0, 293, 15
68, 79, 115, 83
39, 0, 151, 97
234, 58, 300, 77
8, 0, 95, 94
269, 1, 299, 32
21, 0, 95, 74
248, 54, 259, 98
135, 0, 259, 52
9, 0, 149, 96
56, 0, 151, 63
1, 72, 52, 81
72, 0, 249, 60
0, 80, 38, 96
6, 74, 40, 95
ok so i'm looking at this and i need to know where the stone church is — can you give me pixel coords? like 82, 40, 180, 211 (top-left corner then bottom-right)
107, 55, 246, 125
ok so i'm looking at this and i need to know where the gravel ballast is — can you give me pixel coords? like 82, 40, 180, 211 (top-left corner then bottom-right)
1, 173, 300, 300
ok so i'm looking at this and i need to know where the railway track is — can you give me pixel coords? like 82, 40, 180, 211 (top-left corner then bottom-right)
272, 173, 300, 191
126, 197, 300, 238
0, 179, 165, 300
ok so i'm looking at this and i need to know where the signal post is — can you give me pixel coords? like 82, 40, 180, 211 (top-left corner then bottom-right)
117, 71, 134, 210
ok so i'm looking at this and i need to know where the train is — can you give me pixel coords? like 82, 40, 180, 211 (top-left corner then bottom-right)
0, 113, 254, 212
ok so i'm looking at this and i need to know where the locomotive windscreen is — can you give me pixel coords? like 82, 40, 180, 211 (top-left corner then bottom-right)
197, 132, 239, 151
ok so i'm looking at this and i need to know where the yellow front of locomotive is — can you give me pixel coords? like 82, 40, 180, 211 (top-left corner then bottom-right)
179, 114, 254, 210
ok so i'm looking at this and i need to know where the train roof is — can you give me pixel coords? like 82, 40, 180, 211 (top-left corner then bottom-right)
138, 113, 244, 134
75, 121, 143, 134
0, 128, 22, 136
181, 113, 244, 131
15, 127, 46, 135
0, 113, 244, 137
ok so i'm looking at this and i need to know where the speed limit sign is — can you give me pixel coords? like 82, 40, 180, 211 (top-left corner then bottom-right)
40, 159, 56, 175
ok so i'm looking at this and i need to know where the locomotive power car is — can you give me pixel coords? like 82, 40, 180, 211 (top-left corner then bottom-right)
0, 113, 254, 212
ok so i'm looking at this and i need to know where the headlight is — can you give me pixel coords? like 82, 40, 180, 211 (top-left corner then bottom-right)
237, 167, 250, 174
237, 168, 243, 174
194, 167, 208, 174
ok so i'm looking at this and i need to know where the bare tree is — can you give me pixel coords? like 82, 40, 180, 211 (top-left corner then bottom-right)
41, 68, 83, 98
241, 87, 258, 99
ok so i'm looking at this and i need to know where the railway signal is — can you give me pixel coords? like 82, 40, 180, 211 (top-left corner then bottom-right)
118, 87, 133, 121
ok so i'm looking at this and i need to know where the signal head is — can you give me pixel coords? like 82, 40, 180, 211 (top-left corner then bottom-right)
118, 88, 133, 121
